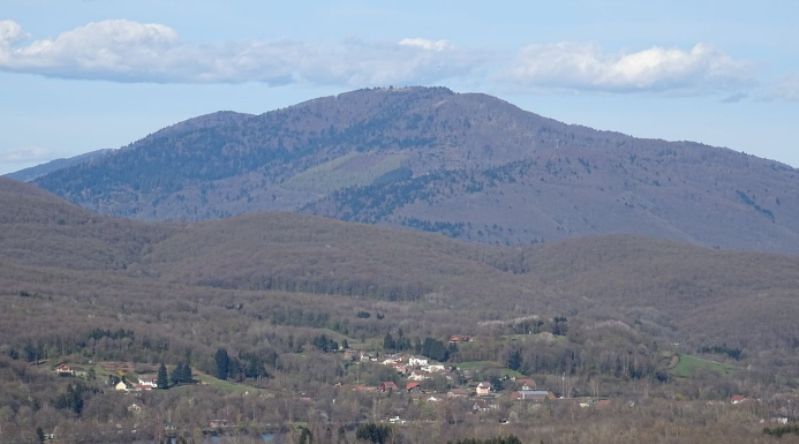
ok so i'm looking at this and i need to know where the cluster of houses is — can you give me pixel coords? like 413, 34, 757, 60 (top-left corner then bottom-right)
52, 361, 163, 393
347, 352, 559, 407
113, 374, 158, 393
53, 362, 87, 378
380, 354, 447, 382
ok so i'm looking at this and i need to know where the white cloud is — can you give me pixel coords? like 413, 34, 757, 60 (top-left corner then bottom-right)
0, 19, 479, 85
511, 42, 751, 93
398, 38, 452, 51
0, 20, 763, 96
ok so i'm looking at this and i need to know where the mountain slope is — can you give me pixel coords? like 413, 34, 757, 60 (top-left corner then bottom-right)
4, 176, 799, 350
33, 87, 799, 253
0, 178, 172, 270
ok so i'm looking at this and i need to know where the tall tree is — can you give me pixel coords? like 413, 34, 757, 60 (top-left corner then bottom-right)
171, 362, 184, 385
551, 316, 568, 336
157, 362, 169, 389
383, 332, 396, 351
183, 362, 193, 383
215, 348, 230, 380
421, 337, 449, 362
507, 349, 523, 371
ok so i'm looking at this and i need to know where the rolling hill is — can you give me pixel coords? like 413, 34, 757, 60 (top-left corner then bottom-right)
2, 177, 799, 352
27, 87, 799, 254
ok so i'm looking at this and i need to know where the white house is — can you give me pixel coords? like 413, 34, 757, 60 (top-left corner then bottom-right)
408, 371, 431, 381
382, 357, 401, 366
476, 382, 492, 396
422, 364, 446, 373
137, 375, 157, 388
408, 357, 429, 367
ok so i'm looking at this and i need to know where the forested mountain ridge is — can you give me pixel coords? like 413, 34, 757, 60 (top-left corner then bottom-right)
29, 86, 799, 253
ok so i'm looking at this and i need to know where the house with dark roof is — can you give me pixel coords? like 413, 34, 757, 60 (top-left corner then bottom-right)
514, 390, 555, 401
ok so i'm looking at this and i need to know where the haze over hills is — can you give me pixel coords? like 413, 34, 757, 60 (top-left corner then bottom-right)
25, 86, 799, 253
5, 148, 112, 182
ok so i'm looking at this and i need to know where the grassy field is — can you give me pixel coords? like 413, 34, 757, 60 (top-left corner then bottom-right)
671, 355, 737, 379
283, 152, 408, 194
455, 361, 525, 378
193, 372, 269, 395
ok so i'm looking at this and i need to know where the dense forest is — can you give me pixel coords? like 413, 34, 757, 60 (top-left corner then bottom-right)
2, 177, 799, 443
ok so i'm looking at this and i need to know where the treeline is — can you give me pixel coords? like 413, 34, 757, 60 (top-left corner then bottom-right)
508, 316, 569, 336
383, 330, 455, 362
700, 344, 743, 360
6, 328, 168, 364
512, 341, 662, 382
213, 348, 274, 381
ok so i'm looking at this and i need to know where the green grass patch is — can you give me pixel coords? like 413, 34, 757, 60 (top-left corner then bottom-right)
284, 152, 407, 194
671, 354, 736, 378
455, 361, 524, 378
194, 372, 267, 395
456, 360, 497, 370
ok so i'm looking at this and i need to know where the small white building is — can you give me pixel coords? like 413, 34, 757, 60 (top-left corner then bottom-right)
476, 382, 492, 396
408, 371, 431, 381
408, 357, 429, 367
422, 364, 446, 373
382, 357, 401, 366
137, 375, 157, 388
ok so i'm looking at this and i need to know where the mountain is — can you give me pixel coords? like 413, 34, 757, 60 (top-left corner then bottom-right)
5, 148, 112, 182
32, 87, 799, 253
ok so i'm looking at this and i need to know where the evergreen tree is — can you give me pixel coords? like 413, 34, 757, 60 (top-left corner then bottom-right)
157, 362, 169, 389
54, 383, 85, 415
183, 362, 193, 383
507, 349, 523, 371
355, 423, 392, 444
170, 361, 193, 384
228, 356, 242, 382
551, 316, 568, 336
421, 337, 449, 361
171, 362, 184, 385
215, 348, 230, 380
383, 332, 396, 351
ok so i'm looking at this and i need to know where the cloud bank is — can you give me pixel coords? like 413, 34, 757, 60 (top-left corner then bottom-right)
511, 42, 751, 93
0, 20, 480, 85
0, 19, 757, 96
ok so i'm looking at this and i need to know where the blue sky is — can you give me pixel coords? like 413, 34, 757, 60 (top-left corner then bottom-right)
1, 0, 797, 174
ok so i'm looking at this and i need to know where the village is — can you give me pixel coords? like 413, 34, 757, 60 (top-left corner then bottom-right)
45, 331, 796, 432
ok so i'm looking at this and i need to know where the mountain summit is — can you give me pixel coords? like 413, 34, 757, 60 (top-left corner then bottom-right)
31, 87, 799, 253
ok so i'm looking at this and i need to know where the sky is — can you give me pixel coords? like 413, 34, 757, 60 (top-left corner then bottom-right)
1, 0, 797, 174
